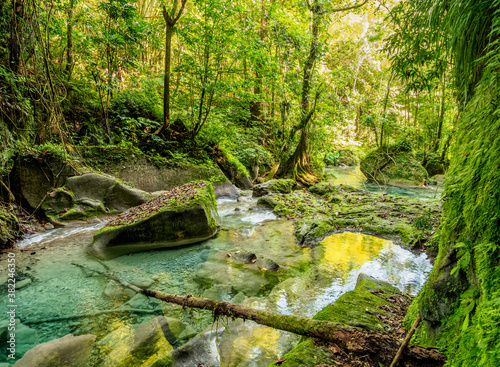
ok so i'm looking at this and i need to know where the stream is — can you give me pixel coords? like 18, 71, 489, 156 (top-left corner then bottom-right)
0, 176, 436, 366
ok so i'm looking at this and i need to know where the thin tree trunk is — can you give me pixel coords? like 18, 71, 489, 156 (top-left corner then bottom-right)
9, 0, 22, 74
380, 71, 394, 149
162, 0, 188, 130
65, 0, 74, 80
163, 26, 173, 128
249, 0, 268, 125
434, 75, 446, 152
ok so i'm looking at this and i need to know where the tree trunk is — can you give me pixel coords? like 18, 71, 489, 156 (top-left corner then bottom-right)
161, 1, 188, 130
65, 0, 74, 80
73, 262, 445, 366
9, 0, 22, 74
434, 75, 446, 152
249, 0, 268, 125
279, 1, 322, 184
164, 26, 174, 129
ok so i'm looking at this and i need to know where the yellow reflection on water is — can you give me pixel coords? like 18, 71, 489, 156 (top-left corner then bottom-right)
316, 232, 393, 277
222, 324, 282, 366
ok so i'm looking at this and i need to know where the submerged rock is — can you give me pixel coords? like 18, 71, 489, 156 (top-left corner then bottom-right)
99, 316, 174, 367
12, 334, 96, 367
171, 329, 223, 367
89, 181, 221, 259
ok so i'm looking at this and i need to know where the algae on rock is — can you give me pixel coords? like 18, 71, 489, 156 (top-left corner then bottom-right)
267, 274, 408, 367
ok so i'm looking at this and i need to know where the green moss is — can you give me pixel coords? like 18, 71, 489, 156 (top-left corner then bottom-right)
262, 186, 441, 248
407, 68, 500, 366
95, 181, 219, 236
225, 151, 249, 178
58, 205, 104, 221
0, 207, 19, 247
361, 148, 428, 185
269, 278, 402, 367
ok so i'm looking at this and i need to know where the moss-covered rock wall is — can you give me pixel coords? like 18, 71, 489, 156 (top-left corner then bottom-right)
406, 55, 500, 366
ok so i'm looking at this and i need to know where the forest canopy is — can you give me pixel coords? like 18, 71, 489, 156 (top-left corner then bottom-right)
0, 0, 455, 181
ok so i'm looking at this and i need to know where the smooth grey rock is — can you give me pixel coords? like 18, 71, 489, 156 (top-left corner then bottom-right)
172, 329, 223, 367
213, 181, 240, 199
12, 334, 95, 367
15, 278, 32, 290
105, 182, 152, 212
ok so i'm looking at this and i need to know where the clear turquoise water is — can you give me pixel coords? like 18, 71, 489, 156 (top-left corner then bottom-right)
0, 191, 433, 366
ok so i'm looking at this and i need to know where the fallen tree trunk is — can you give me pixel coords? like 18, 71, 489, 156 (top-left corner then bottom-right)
73, 262, 445, 366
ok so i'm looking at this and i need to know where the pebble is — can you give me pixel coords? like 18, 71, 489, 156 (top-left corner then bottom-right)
15, 278, 32, 290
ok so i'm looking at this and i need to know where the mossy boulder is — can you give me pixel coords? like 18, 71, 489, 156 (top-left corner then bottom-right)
42, 173, 153, 221
268, 274, 404, 367
89, 181, 221, 259
253, 179, 295, 197
361, 149, 428, 185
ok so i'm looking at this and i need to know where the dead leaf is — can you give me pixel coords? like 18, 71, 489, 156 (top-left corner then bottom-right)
275, 357, 286, 365
328, 344, 341, 354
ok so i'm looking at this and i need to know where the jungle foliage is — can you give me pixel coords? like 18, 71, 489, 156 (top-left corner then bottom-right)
0, 0, 456, 183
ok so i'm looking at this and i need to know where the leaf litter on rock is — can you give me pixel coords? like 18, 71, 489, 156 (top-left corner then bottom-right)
106, 182, 206, 227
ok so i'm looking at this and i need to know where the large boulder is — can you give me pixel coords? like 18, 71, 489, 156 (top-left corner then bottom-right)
98, 157, 240, 199
42, 173, 153, 221
360, 148, 428, 186
9, 154, 77, 210
12, 334, 96, 367
89, 181, 221, 259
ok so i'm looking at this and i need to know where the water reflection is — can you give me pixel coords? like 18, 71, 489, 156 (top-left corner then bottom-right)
317, 232, 387, 276
324, 165, 442, 200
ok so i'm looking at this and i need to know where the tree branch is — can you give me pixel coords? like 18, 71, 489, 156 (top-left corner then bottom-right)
174, 0, 188, 23
331, 0, 369, 13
